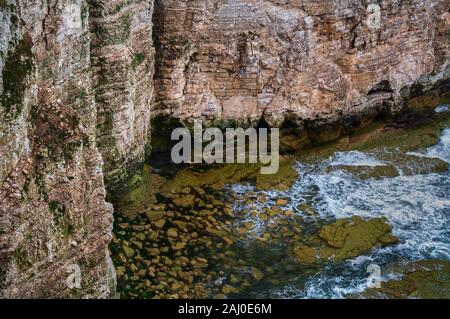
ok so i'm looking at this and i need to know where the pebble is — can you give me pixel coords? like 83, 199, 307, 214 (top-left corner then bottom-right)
251, 267, 264, 281
167, 228, 178, 238
122, 246, 135, 258
153, 219, 166, 229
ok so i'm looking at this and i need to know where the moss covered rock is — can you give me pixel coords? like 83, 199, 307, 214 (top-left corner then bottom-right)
116, 165, 166, 218
161, 156, 298, 193
292, 216, 399, 265
325, 164, 399, 180
356, 260, 450, 299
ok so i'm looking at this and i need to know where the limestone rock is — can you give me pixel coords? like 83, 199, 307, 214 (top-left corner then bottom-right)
153, 0, 450, 128
292, 216, 399, 264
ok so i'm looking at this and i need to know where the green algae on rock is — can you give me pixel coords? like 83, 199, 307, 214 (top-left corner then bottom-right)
160, 156, 298, 193
292, 216, 399, 265
378, 153, 449, 176
356, 260, 450, 299
296, 109, 450, 165
111, 180, 243, 299
325, 164, 399, 180
324, 154, 449, 180
1, 39, 34, 118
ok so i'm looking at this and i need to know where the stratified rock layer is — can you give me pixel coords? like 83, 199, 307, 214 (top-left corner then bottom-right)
292, 216, 399, 265
153, 0, 450, 125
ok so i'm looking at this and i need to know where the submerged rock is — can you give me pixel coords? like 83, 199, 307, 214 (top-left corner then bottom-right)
292, 216, 398, 265
356, 260, 450, 299
161, 156, 298, 192
123, 246, 135, 259
325, 164, 399, 180
251, 267, 264, 281
382, 154, 449, 176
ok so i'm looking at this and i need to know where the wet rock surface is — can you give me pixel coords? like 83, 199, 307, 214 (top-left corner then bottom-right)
292, 217, 398, 265
111, 158, 308, 298
112, 185, 236, 298
1, 0, 448, 299
355, 260, 450, 299
112, 107, 450, 299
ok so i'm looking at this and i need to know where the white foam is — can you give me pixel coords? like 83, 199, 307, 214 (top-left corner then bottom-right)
427, 129, 450, 163
329, 151, 387, 167
435, 105, 449, 113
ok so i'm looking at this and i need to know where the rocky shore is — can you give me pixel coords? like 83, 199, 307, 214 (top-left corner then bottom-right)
111, 89, 450, 298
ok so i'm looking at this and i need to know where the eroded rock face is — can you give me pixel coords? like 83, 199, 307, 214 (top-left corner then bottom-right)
153, 0, 450, 126
356, 260, 450, 299
0, 0, 154, 298
0, 0, 449, 299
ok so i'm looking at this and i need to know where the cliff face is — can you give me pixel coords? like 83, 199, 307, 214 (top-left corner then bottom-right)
153, 0, 450, 126
0, 0, 449, 299
0, 0, 154, 298
90, 0, 155, 189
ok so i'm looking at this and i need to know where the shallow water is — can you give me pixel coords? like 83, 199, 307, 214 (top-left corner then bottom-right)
226, 122, 450, 298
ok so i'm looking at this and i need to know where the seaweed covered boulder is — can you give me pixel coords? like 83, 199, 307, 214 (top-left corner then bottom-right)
292, 216, 399, 265
355, 260, 450, 299
325, 164, 399, 180
160, 156, 298, 193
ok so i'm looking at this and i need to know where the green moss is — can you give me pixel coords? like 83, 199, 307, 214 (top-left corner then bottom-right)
33, 169, 48, 201
408, 89, 450, 112
1, 39, 33, 118
48, 200, 67, 225
12, 245, 33, 272
80, 3, 89, 28
256, 158, 299, 191
48, 200, 59, 213
131, 52, 145, 71
116, 164, 166, 218
121, 15, 131, 41
296, 114, 449, 164
0, 0, 8, 9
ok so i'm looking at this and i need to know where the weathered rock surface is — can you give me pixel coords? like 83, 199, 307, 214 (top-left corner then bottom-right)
153, 0, 450, 126
0, 0, 154, 298
355, 260, 450, 299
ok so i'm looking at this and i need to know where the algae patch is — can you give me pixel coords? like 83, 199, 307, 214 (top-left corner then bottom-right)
292, 216, 398, 265
160, 156, 298, 193
115, 165, 167, 219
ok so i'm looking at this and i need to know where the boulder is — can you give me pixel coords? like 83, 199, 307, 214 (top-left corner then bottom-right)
292, 216, 398, 265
